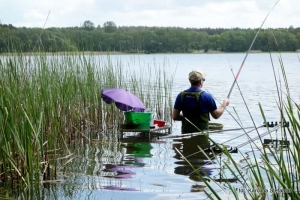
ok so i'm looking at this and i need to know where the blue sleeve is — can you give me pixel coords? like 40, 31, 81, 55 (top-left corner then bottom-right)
207, 97, 217, 111
201, 92, 217, 112
173, 93, 182, 110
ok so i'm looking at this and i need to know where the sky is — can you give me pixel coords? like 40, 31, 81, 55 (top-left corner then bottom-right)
1, 0, 299, 29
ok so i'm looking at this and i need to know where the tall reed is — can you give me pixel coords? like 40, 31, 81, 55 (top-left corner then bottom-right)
0, 52, 174, 197
178, 52, 300, 199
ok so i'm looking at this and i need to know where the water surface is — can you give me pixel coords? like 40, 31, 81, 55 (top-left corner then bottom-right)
42, 53, 300, 199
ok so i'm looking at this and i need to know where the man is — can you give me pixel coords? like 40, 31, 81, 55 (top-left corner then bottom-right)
172, 70, 230, 134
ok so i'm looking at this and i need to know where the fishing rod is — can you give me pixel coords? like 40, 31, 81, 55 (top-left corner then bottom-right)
34, 11, 51, 51
181, 125, 262, 159
227, 0, 280, 99
174, 121, 285, 159
157, 120, 282, 140
235, 125, 282, 149
183, 124, 282, 176
157, 124, 264, 140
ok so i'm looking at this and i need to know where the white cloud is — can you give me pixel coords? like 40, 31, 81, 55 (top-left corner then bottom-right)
1, 0, 299, 28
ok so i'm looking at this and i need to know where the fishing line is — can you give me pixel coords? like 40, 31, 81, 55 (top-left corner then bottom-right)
156, 125, 261, 139
267, 33, 295, 187
235, 125, 280, 149
228, 60, 265, 150
220, 124, 265, 145
227, 0, 280, 99
180, 0, 282, 179
186, 125, 281, 176
34, 10, 51, 50
178, 124, 264, 159
204, 86, 265, 150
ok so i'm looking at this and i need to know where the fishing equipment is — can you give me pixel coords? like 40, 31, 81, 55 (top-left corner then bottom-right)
227, 0, 280, 98
157, 124, 264, 140
173, 121, 289, 160
184, 124, 283, 177
200, 121, 289, 163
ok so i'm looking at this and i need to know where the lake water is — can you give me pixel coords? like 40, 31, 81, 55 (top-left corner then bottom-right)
43, 53, 300, 199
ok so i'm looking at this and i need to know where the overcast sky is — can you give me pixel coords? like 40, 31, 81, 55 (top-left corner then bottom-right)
1, 0, 299, 29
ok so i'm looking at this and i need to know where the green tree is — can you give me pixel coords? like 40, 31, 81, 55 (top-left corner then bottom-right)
0, 23, 300, 53
82, 20, 95, 31
208, 34, 221, 51
103, 21, 117, 33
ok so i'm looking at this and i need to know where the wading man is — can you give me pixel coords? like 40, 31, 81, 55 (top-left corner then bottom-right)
172, 70, 230, 135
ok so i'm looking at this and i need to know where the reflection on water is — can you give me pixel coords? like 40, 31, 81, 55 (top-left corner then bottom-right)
125, 141, 153, 159
30, 53, 300, 199
173, 135, 214, 181
35, 129, 271, 199
102, 185, 140, 191
101, 164, 138, 179
173, 134, 239, 185
101, 139, 153, 182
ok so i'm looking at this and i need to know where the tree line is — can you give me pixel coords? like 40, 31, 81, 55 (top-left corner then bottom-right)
0, 20, 300, 53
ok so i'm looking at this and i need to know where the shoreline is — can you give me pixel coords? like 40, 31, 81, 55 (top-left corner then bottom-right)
0, 50, 299, 56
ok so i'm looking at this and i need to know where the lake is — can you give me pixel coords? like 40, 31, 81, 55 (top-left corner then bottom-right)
42, 53, 300, 199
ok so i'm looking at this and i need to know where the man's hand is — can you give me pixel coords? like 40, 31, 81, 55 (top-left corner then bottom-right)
210, 98, 230, 119
223, 98, 230, 107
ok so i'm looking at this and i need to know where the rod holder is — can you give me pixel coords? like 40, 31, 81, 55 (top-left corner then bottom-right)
263, 139, 290, 148
263, 121, 289, 128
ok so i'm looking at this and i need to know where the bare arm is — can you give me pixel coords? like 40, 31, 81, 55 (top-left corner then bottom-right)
172, 108, 183, 121
210, 99, 230, 119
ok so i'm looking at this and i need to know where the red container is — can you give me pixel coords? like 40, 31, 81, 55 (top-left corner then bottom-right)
153, 120, 166, 127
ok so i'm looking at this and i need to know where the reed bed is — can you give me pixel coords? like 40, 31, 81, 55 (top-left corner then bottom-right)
0, 52, 174, 197
179, 52, 300, 199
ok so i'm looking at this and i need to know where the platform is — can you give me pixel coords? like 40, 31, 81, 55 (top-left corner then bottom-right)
119, 124, 172, 139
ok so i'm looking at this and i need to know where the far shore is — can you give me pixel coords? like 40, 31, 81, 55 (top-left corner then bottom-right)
1, 49, 300, 56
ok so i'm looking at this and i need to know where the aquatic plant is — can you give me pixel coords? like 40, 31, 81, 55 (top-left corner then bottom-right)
178, 42, 300, 199
0, 52, 174, 197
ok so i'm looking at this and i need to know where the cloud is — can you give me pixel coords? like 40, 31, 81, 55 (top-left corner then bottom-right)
103, 1, 263, 28
1, 0, 299, 28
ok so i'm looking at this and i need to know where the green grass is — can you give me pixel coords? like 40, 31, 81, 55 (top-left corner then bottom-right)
0, 52, 174, 197
178, 50, 300, 199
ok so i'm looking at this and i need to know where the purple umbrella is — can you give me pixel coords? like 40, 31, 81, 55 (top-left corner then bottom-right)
101, 88, 146, 112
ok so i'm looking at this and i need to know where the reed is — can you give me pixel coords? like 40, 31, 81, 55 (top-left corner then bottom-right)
0, 51, 174, 197
178, 52, 300, 199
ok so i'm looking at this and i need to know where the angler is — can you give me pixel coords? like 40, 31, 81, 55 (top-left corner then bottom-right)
172, 70, 229, 135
